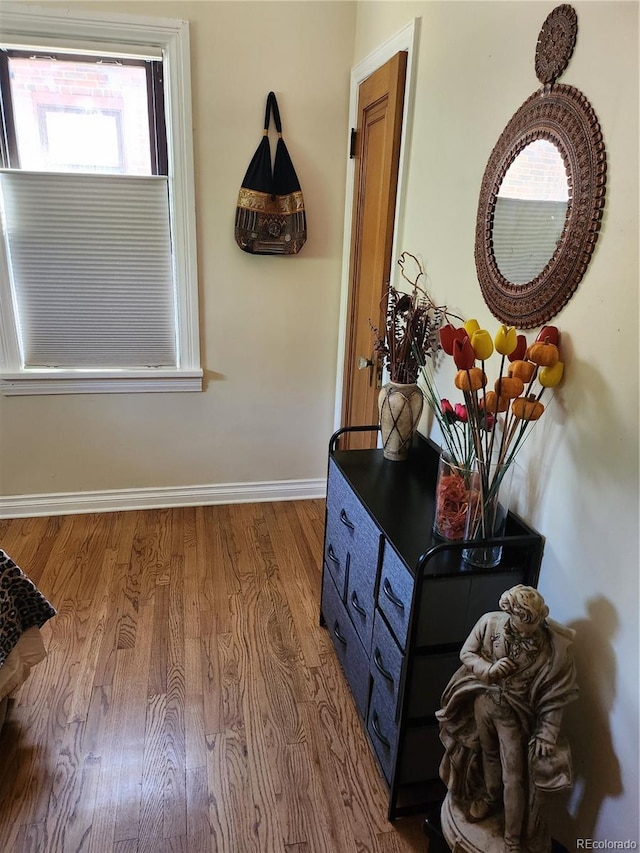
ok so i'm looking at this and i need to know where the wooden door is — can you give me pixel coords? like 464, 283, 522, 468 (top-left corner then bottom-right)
340, 52, 407, 450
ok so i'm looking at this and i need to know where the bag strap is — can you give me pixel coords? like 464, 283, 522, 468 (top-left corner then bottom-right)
263, 91, 283, 136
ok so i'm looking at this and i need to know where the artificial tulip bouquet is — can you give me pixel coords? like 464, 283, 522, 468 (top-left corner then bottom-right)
418, 318, 564, 543
424, 321, 563, 468
371, 251, 565, 544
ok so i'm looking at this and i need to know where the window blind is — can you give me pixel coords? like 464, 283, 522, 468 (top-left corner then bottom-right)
0, 171, 177, 369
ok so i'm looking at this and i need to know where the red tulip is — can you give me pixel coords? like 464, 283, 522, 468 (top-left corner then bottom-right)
507, 334, 528, 362
482, 411, 496, 431
454, 403, 468, 422
439, 324, 467, 356
441, 398, 456, 423
453, 336, 475, 369
535, 325, 561, 347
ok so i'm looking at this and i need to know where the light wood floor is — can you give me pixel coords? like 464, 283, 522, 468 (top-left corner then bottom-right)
0, 503, 430, 853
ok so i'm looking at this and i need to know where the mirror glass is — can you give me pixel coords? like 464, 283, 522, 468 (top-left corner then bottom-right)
492, 140, 569, 285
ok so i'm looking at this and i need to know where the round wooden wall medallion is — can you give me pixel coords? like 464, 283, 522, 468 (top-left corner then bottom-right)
535, 4, 578, 86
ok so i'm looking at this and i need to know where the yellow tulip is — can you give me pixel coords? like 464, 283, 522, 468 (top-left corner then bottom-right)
471, 329, 494, 361
494, 324, 518, 356
463, 318, 480, 337
539, 360, 564, 388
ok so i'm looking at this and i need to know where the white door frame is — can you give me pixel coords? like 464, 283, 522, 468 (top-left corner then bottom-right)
333, 18, 421, 432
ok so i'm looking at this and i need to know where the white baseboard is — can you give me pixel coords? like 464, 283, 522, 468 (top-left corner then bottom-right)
0, 478, 327, 519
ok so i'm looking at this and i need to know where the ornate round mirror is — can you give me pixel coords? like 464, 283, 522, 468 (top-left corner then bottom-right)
475, 5, 607, 329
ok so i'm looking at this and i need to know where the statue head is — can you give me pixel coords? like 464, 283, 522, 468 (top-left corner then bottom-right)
499, 584, 549, 632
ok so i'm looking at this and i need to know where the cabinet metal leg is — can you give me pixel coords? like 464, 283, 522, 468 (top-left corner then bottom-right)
423, 802, 450, 852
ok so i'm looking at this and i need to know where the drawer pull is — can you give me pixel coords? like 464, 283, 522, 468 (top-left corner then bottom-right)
350, 590, 366, 617
382, 578, 405, 611
371, 711, 391, 747
333, 621, 347, 646
339, 509, 355, 530
373, 648, 394, 683
327, 544, 340, 565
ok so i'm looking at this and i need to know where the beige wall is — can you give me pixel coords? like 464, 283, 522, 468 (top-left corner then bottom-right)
354, 0, 639, 844
0, 0, 357, 494
1, 0, 638, 844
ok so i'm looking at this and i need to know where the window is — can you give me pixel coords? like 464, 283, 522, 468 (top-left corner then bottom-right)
0, 5, 201, 394
1, 51, 165, 174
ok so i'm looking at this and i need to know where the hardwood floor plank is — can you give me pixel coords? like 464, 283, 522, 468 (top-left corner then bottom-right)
112, 601, 156, 844
139, 692, 167, 845
44, 513, 103, 606
185, 765, 212, 852
113, 840, 139, 853
13, 521, 61, 587
295, 698, 359, 853
0, 717, 51, 853
164, 555, 187, 840
92, 560, 130, 689
183, 636, 207, 770
148, 582, 169, 696
306, 656, 390, 840
83, 685, 122, 853
198, 506, 233, 633
0, 516, 51, 574
199, 614, 223, 736
262, 502, 326, 671
0, 504, 432, 853
74, 513, 115, 602
67, 547, 118, 723
11, 821, 46, 853
216, 603, 244, 735
183, 508, 202, 641
239, 510, 305, 743
42, 720, 101, 853
289, 499, 326, 592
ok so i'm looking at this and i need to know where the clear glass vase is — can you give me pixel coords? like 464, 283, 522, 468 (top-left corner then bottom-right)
433, 451, 474, 541
462, 458, 514, 568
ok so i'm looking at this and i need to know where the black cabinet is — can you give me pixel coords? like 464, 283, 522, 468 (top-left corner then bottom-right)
319, 427, 544, 820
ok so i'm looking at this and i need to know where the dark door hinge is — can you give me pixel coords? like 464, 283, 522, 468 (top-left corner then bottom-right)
349, 128, 357, 159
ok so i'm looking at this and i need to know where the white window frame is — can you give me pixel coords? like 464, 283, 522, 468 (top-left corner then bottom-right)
0, 3, 202, 395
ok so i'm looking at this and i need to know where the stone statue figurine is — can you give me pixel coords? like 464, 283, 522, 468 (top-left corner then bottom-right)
436, 585, 578, 853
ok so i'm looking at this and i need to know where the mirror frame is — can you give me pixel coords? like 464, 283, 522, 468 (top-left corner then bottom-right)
475, 10, 607, 329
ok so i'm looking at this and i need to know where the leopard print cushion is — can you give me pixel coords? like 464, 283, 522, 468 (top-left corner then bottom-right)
0, 550, 56, 669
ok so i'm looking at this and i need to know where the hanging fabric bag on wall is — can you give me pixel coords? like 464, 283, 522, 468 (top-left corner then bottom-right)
235, 91, 306, 255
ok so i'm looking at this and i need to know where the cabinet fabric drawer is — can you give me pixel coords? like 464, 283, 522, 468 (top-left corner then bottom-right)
367, 680, 399, 784
370, 611, 403, 722
346, 553, 376, 655
370, 614, 460, 722
378, 543, 414, 651
321, 569, 369, 720
325, 460, 380, 604
368, 686, 443, 788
